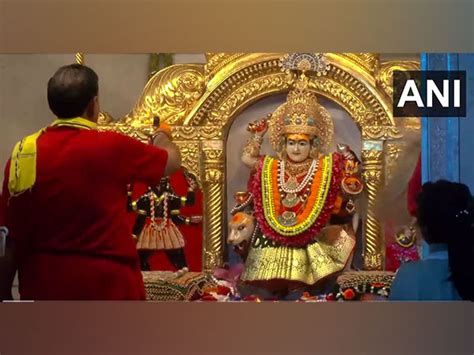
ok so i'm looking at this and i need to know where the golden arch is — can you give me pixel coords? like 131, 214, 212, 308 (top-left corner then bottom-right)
99, 53, 420, 272
185, 54, 395, 130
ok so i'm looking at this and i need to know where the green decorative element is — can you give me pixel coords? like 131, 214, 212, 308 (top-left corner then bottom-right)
362, 140, 383, 151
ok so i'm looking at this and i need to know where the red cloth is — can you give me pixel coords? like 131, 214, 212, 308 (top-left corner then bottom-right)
386, 242, 419, 272
407, 154, 422, 217
2, 126, 168, 300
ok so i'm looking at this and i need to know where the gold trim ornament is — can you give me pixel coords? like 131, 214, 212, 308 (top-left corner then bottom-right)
330, 271, 395, 301
342, 176, 364, 196
279, 53, 331, 76
395, 225, 417, 248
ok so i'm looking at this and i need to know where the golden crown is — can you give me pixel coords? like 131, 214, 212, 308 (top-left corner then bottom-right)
268, 53, 334, 152
283, 78, 321, 136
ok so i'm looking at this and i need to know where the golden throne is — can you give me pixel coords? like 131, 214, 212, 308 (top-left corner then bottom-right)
99, 53, 420, 273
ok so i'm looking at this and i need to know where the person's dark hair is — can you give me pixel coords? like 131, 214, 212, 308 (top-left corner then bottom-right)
47, 64, 99, 118
416, 180, 474, 301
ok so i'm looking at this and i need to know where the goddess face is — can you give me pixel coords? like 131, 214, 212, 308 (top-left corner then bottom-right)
285, 134, 311, 163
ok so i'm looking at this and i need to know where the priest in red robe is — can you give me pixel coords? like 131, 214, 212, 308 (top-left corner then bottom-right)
0, 64, 181, 300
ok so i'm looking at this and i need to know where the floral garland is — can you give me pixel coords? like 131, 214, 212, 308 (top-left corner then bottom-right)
250, 153, 343, 247
326, 282, 391, 301
326, 271, 394, 301
262, 155, 330, 235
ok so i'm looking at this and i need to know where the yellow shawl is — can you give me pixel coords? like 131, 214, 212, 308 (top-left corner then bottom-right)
8, 117, 97, 196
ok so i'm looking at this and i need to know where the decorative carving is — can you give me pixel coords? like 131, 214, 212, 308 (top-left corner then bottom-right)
196, 70, 389, 130
363, 253, 384, 270
204, 53, 246, 81
362, 170, 383, 184
186, 54, 394, 129
176, 142, 201, 184
98, 122, 150, 144
202, 165, 225, 271
171, 126, 222, 140
210, 74, 288, 126
362, 125, 403, 140
126, 64, 206, 126
204, 250, 222, 272
204, 170, 223, 184
202, 182, 224, 269
385, 143, 404, 184
341, 53, 380, 76
309, 79, 368, 125
361, 149, 384, 164
200, 141, 226, 270
97, 111, 115, 125
325, 65, 390, 124
280, 53, 331, 75
377, 60, 420, 98
362, 148, 385, 270
189, 56, 291, 126
202, 148, 224, 162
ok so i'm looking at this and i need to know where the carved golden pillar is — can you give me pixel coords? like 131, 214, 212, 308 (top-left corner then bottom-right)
361, 142, 385, 270
201, 140, 225, 271
75, 53, 84, 65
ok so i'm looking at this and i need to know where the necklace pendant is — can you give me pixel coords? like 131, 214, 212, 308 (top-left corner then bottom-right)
285, 177, 298, 190
282, 193, 300, 208
278, 211, 297, 226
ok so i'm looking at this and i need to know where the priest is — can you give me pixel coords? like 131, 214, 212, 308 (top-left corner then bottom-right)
1, 64, 181, 300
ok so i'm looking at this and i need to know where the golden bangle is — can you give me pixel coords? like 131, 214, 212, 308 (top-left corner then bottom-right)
243, 141, 261, 156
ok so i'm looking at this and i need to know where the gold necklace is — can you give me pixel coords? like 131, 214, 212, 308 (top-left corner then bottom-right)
279, 159, 317, 210
284, 159, 313, 176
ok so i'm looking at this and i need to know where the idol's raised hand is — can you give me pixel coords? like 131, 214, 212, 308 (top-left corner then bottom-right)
247, 116, 270, 136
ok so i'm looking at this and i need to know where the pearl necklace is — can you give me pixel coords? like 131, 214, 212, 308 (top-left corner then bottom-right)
278, 159, 318, 194
230, 193, 253, 215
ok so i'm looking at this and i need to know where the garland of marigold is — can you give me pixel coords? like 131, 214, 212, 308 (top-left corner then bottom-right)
262, 156, 331, 235
250, 153, 343, 247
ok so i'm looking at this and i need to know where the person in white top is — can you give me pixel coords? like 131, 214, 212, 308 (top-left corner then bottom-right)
389, 180, 473, 301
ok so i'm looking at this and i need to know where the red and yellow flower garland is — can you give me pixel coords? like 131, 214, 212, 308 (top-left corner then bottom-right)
263, 155, 331, 235
250, 153, 343, 247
